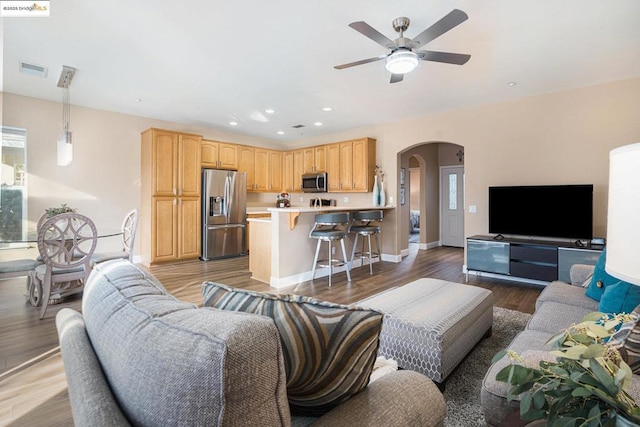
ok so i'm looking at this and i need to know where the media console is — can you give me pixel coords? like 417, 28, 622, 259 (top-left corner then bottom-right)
466, 235, 603, 285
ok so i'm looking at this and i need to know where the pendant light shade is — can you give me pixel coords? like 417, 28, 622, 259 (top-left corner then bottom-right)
56, 66, 76, 167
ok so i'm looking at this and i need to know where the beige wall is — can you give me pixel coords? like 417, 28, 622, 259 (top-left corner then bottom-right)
4, 77, 640, 262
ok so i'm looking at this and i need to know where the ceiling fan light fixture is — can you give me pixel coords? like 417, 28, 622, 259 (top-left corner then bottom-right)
385, 50, 419, 74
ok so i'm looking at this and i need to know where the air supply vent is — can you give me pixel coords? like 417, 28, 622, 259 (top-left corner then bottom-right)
19, 61, 48, 78
291, 124, 306, 129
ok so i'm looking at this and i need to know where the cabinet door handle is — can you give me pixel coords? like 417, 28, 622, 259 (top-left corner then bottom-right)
173, 188, 177, 196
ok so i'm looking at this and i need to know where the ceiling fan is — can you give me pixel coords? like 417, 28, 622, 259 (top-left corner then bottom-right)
334, 9, 471, 83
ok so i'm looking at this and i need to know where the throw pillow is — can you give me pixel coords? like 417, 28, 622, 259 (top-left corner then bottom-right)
598, 281, 640, 313
202, 282, 383, 417
585, 249, 620, 301
620, 307, 640, 374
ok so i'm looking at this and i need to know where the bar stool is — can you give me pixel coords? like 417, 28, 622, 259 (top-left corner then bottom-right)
349, 210, 383, 274
309, 212, 352, 286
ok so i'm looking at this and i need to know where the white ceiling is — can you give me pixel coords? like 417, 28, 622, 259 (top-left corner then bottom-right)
3, 0, 640, 144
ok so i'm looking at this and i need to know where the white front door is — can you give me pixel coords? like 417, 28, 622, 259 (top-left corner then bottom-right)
440, 166, 464, 247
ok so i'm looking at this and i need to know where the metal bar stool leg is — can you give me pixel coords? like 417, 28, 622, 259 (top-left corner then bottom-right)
374, 233, 382, 267
350, 234, 359, 268
367, 234, 374, 275
341, 238, 351, 282
311, 239, 321, 281
328, 240, 333, 287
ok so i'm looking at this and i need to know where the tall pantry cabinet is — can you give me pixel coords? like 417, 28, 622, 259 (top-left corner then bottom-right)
141, 128, 202, 265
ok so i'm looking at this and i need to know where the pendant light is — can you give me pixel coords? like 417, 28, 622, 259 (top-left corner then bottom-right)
57, 66, 76, 166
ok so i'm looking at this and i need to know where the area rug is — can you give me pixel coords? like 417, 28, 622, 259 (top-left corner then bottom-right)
443, 306, 531, 426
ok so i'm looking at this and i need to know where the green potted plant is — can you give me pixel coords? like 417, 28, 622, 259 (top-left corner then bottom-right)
45, 203, 76, 218
494, 312, 640, 426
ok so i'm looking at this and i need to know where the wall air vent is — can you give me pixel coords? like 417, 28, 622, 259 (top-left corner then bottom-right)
19, 61, 48, 78
291, 124, 306, 129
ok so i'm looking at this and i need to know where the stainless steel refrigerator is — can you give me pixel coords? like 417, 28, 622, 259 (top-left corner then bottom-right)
201, 169, 247, 260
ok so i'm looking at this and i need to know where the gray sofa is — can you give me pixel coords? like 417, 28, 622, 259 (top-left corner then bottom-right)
56, 259, 446, 426
481, 264, 640, 426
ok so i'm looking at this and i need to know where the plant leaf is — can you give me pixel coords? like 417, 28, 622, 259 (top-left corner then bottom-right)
582, 343, 606, 359
492, 350, 508, 364
571, 387, 592, 397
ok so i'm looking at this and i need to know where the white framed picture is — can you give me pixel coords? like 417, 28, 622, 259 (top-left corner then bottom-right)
400, 168, 405, 185
400, 186, 406, 205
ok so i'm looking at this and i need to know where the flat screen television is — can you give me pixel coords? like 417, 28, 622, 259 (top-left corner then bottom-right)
488, 185, 593, 240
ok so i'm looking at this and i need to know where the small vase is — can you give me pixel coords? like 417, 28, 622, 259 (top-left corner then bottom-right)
372, 175, 379, 206
379, 180, 386, 207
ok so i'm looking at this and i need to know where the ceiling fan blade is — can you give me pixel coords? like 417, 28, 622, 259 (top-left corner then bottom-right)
349, 21, 397, 50
408, 9, 469, 49
390, 74, 404, 84
334, 55, 386, 70
418, 50, 471, 65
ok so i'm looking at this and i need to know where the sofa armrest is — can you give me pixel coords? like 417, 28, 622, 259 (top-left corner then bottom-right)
570, 264, 595, 286
56, 308, 132, 426
311, 370, 446, 427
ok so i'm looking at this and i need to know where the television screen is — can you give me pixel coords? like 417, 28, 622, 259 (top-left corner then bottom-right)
488, 185, 593, 239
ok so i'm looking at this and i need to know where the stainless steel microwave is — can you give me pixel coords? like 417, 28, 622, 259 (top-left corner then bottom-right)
301, 172, 328, 193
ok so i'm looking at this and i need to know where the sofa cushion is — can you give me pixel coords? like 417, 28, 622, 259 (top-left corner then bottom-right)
82, 260, 291, 426
202, 282, 383, 417
535, 281, 599, 311
526, 301, 594, 335
599, 281, 640, 313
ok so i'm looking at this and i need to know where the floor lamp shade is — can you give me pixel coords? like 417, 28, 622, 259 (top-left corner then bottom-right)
605, 142, 640, 286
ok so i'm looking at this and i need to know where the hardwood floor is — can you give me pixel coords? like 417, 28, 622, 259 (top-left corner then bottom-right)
0, 245, 542, 426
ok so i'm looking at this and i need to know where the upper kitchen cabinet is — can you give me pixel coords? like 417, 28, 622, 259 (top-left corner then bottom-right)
283, 150, 296, 192
140, 128, 202, 265
302, 145, 327, 173
237, 145, 256, 191
334, 138, 376, 192
201, 139, 238, 170
326, 143, 341, 192
268, 150, 283, 192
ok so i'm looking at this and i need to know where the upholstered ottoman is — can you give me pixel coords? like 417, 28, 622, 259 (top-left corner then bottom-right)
358, 278, 494, 385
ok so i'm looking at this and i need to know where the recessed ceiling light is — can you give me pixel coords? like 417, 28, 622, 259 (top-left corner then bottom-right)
265, 109, 275, 114
135, 98, 143, 103
322, 107, 333, 112
314, 122, 323, 126
508, 81, 517, 86
229, 121, 238, 126
277, 131, 284, 135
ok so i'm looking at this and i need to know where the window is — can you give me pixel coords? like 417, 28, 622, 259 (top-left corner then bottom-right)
448, 173, 457, 210
1, 127, 28, 244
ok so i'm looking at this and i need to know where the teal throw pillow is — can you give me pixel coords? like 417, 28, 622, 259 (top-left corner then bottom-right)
598, 281, 640, 313
585, 249, 619, 301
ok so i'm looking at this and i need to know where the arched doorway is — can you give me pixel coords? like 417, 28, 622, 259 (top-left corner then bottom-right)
398, 142, 465, 253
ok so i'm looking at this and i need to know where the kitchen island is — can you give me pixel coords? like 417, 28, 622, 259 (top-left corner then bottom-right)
252, 205, 394, 288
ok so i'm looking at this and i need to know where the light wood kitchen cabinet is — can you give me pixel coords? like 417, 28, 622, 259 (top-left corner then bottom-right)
302, 145, 327, 173
268, 150, 283, 192
333, 138, 376, 192
283, 151, 296, 192
254, 148, 269, 192
352, 138, 376, 192
237, 145, 255, 191
141, 128, 202, 265
201, 139, 238, 170
326, 143, 341, 192
293, 150, 304, 192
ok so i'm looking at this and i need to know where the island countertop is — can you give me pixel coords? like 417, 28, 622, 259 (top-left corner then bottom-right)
267, 205, 395, 213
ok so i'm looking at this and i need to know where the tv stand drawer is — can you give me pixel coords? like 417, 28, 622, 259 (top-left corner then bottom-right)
510, 261, 558, 282
510, 245, 558, 264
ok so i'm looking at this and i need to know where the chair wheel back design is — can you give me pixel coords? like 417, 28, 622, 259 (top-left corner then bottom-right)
309, 212, 352, 286
349, 210, 383, 275
34, 213, 98, 319
91, 208, 139, 265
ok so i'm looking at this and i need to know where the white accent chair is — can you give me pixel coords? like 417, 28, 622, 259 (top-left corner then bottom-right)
33, 213, 97, 319
91, 209, 139, 266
